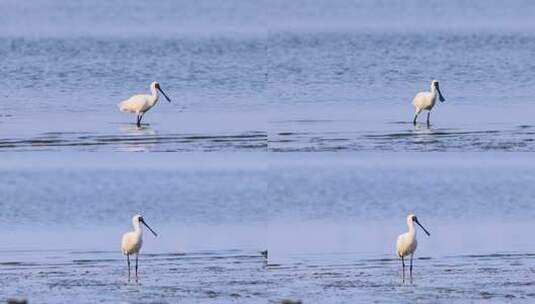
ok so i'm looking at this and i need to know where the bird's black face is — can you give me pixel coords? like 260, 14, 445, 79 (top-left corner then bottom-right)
138, 216, 144, 223
412, 215, 417, 222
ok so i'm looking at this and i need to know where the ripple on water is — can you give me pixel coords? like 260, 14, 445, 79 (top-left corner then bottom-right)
266, 252, 535, 303
0, 131, 267, 152
0, 250, 268, 303
269, 126, 535, 152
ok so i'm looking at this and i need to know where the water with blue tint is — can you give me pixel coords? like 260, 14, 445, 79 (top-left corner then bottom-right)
267, 2, 535, 151
266, 153, 535, 303
2, 0, 535, 303
0, 0, 268, 151
2, 153, 535, 303
2, 0, 535, 151
0, 154, 268, 303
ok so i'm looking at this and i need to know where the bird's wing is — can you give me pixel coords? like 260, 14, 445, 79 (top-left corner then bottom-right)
412, 92, 431, 107
412, 92, 424, 102
118, 95, 150, 113
396, 234, 403, 247
121, 232, 132, 252
396, 233, 407, 256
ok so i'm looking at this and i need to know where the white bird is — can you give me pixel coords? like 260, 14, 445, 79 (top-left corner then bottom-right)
118, 81, 172, 127
396, 214, 430, 282
121, 214, 158, 281
412, 80, 446, 125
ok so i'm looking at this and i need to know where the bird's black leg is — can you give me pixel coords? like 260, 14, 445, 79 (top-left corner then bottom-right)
410, 254, 414, 282
413, 114, 418, 125
401, 256, 405, 283
135, 254, 139, 281
136, 115, 141, 127
426, 112, 431, 126
127, 255, 131, 281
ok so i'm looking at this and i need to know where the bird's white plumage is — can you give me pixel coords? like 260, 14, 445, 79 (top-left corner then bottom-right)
396, 213, 430, 282
120, 214, 157, 281
118, 82, 160, 115
118, 81, 171, 127
412, 80, 440, 113
412, 91, 436, 112
396, 214, 418, 258
119, 95, 155, 114
412, 80, 445, 125
121, 215, 144, 255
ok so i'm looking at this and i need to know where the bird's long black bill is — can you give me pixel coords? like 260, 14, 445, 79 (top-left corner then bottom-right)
437, 87, 445, 102
415, 220, 431, 236
158, 87, 172, 102
141, 219, 158, 237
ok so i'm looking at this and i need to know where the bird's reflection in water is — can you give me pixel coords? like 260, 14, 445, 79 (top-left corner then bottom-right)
409, 122, 439, 146
118, 124, 158, 152
412, 122, 433, 132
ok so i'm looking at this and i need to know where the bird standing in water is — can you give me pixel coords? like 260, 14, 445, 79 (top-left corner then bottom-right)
396, 214, 431, 282
121, 214, 158, 281
412, 80, 446, 125
118, 81, 172, 127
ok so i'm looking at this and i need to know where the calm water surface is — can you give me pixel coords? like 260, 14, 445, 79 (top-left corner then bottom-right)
0, 153, 267, 303
2, 153, 535, 302
2, 0, 535, 302
268, 25, 535, 151
0, 0, 267, 151
2, 0, 535, 151
267, 153, 535, 303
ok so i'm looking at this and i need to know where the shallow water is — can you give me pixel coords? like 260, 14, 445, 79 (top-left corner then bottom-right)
267, 252, 535, 303
266, 153, 535, 302
2, 1, 535, 151
1, 249, 267, 304
267, 22, 535, 151
269, 103, 535, 151
2, 0, 535, 302
0, 0, 267, 151
2, 153, 535, 302
0, 153, 268, 302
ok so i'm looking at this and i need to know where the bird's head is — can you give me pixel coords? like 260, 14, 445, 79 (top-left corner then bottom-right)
150, 81, 171, 102
407, 213, 431, 236
132, 214, 158, 237
132, 214, 143, 225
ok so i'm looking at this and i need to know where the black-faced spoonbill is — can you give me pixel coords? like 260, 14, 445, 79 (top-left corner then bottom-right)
121, 214, 158, 281
412, 80, 446, 125
118, 81, 172, 127
396, 214, 430, 282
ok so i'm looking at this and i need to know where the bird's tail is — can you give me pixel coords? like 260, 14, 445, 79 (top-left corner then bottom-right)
118, 100, 129, 112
